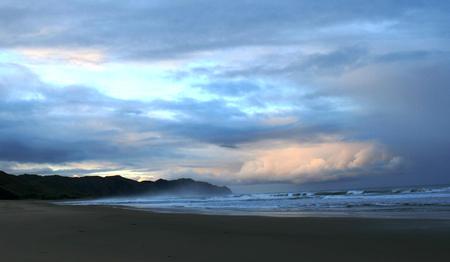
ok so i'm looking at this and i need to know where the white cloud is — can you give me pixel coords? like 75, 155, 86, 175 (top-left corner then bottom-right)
17, 48, 106, 67
236, 142, 400, 183
148, 141, 401, 184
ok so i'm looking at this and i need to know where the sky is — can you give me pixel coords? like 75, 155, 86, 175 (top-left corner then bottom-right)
0, 0, 449, 192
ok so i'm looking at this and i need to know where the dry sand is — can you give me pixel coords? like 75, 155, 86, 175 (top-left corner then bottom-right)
1, 201, 449, 262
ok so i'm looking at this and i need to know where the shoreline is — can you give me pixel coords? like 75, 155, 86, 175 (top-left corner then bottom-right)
2, 200, 450, 261
58, 201, 450, 220
56, 183, 450, 220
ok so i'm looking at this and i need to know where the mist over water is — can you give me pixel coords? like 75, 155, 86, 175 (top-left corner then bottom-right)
64, 185, 450, 219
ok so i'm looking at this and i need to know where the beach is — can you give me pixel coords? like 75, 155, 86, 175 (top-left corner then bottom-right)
1, 201, 449, 262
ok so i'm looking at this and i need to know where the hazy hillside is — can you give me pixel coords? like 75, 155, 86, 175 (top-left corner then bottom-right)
0, 171, 231, 200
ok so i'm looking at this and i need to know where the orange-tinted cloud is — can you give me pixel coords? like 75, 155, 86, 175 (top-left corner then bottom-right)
237, 142, 401, 183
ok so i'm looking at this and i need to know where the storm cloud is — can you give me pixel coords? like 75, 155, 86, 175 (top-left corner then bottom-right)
0, 1, 449, 188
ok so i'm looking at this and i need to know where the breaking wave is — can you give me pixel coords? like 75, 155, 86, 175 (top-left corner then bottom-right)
63, 185, 450, 219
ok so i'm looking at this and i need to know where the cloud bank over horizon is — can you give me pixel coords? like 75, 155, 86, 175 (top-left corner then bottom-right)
0, 1, 449, 188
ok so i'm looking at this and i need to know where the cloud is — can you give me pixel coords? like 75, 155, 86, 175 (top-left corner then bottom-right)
195, 80, 261, 97
0, 61, 402, 185
0, 64, 169, 164
0, 63, 339, 166
149, 141, 402, 185
1, 1, 450, 188
1, 1, 448, 61
237, 142, 401, 183
17, 48, 105, 67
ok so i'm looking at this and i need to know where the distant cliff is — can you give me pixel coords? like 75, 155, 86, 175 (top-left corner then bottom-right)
0, 171, 231, 200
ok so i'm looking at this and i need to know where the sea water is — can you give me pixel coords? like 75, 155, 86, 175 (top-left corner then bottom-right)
63, 185, 450, 219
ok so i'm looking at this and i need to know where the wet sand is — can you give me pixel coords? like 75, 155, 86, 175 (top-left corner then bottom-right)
1, 201, 449, 262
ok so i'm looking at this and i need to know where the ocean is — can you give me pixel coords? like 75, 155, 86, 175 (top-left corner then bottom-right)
63, 184, 450, 219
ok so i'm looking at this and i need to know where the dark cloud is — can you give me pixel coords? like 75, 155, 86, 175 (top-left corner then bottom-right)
0, 65, 171, 165
1, 1, 449, 60
0, 1, 449, 187
160, 25, 450, 186
0, 64, 343, 168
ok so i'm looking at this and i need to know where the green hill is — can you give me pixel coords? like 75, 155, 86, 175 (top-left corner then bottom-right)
0, 170, 231, 200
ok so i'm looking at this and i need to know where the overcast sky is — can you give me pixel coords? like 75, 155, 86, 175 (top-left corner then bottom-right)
1, 1, 449, 191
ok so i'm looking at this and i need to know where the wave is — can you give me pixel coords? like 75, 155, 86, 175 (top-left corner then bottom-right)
82, 185, 450, 204
62, 184, 450, 219
258, 185, 450, 201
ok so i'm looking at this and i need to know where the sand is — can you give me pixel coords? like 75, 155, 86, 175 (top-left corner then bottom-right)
1, 201, 449, 262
